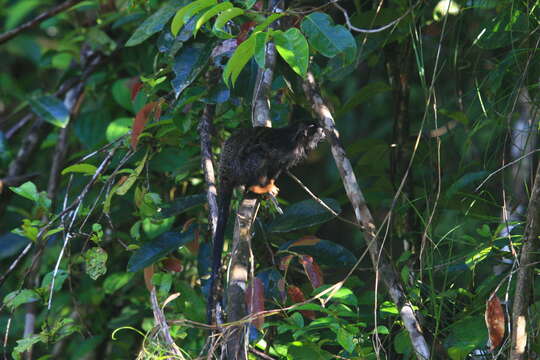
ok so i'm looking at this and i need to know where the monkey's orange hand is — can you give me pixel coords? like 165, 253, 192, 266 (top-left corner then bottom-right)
249, 179, 279, 197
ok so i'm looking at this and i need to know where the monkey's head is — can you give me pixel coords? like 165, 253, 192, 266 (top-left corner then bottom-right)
294, 121, 325, 151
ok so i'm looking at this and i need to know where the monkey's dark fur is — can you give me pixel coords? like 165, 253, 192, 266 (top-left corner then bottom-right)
208, 121, 324, 324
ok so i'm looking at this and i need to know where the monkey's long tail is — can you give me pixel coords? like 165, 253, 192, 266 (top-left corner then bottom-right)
207, 184, 232, 324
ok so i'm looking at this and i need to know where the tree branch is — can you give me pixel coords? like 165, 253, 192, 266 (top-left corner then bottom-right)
302, 72, 431, 360
0, 0, 85, 45
510, 163, 540, 359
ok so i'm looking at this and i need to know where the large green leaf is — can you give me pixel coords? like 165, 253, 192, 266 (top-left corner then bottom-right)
223, 35, 255, 86
273, 28, 309, 77
126, 0, 187, 47
171, 0, 217, 36
156, 194, 207, 218
28, 95, 70, 128
266, 198, 340, 233
212, 7, 244, 39
9, 181, 39, 202
127, 227, 195, 272
172, 41, 214, 97
300, 12, 356, 58
194, 2, 233, 35
3, 289, 39, 311
280, 237, 356, 267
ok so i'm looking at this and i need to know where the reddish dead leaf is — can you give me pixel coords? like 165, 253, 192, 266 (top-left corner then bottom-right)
131, 101, 161, 150
300, 255, 324, 289
131, 80, 143, 101
279, 254, 294, 272
288, 235, 320, 247
162, 256, 183, 273
485, 294, 505, 350
253, 1, 263, 10
277, 278, 286, 302
237, 21, 256, 45
245, 278, 265, 329
183, 218, 200, 253
117, 175, 129, 186
287, 285, 315, 320
143, 265, 154, 292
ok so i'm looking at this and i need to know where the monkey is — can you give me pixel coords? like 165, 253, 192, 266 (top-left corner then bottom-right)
207, 121, 325, 324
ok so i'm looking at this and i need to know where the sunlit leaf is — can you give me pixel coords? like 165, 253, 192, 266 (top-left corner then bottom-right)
212, 7, 244, 39
28, 95, 70, 128
171, 0, 216, 36
61, 163, 97, 175
273, 28, 309, 77
194, 2, 233, 35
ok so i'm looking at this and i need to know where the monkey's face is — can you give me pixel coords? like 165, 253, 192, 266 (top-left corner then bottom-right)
300, 122, 325, 150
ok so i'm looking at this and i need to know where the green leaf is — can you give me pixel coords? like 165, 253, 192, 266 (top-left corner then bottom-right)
213, 7, 245, 39
111, 79, 133, 112
171, 0, 217, 36
74, 110, 109, 149
142, 216, 175, 239
126, 0, 187, 47
84, 247, 108, 280
253, 31, 269, 68
106, 117, 132, 142
3, 289, 39, 311
127, 227, 195, 272
12, 335, 43, 360
283, 238, 356, 267
223, 35, 255, 86
116, 151, 149, 196
253, 13, 284, 33
61, 163, 98, 175
9, 181, 39, 202
103, 272, 134, 294
465, 246, 492, 270
444, 317, 487, 360
194, 2, 233, 35
445, 171, 488, 199
266, 198, 340, 233
172, 41, 215, 97
4, 0, 40, 30
28, 95, 70, 128
474, 9, 528, 49
41, 270, 68, 292
287, 341, 333, 359
273, 28, 309, 77
300, 12, 356, 58
337, 327, 355, 352
316, 286, 358, 306
156, 194, 207, 218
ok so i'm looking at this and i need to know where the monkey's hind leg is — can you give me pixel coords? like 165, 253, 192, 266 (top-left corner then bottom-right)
248, 178, 279, 196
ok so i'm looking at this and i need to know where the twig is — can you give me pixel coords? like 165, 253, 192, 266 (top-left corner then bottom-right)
331, 0, 418, 34
286, 170, 361, 229
149, 287, 184, 358
475, 149, 540, 191
198, 104, 219, 236
0, 0, 85, 44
